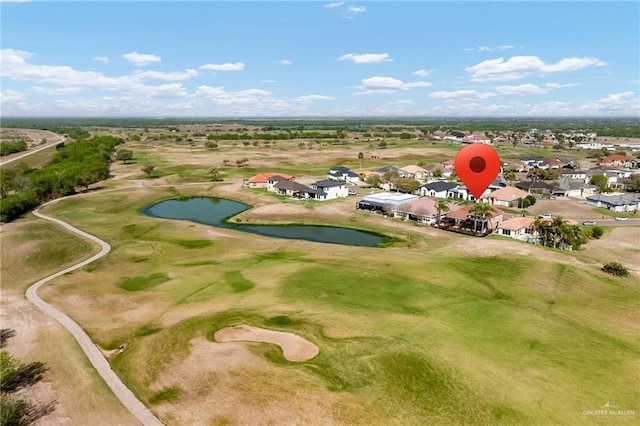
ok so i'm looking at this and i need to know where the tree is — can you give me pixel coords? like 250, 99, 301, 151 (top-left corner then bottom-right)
141, 165, 155, 178
0, 329, 56, 425
115, 149, 133, 164
435, 200, 449, 227
433, 168, 443, 178
503, 169, 516, 185
590, 173, 609, 193
222, 159, 231, 167
602, 262, 629, 277
392, 178, 420, 194
471, 202, 494, 233
204, 141, 218, 150
365, 174, 381, 188
623, 174, 640, 192
207, 167, 221, 182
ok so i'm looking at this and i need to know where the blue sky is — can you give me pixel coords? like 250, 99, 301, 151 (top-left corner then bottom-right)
1, 1, 639, 117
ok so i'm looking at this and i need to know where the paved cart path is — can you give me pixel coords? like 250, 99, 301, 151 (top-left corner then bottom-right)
27, 199, 163, 426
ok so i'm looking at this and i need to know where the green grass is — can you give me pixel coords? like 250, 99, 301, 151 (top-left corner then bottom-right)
117, 272, 170, 291
224, 270, 255, 292
149, 386, 181, 404
13, 141, 639, 424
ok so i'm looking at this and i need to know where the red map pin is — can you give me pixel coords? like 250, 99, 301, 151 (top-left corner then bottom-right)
454, 143, 501, 200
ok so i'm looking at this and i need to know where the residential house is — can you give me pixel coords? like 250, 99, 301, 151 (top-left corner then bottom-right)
245, 172, 294, 188
461, 133, 492, 144
542, 157, 563, 170
443, 205, 504, 233
600, 154, 636, 168
400, 165, 429, 180
267, 175, 294, 192
480, 186, 529, 207
515, 180, 558, 195
327, 166, 361, 183
585, 193, 640, 212
557, 176, 597, 198
373, 165, 409, 178
518, 157, 544, 172
392, 197, 454, 224
497, 217, 536, 241
273, 180, 311, 198
356, 192, 418, 214
420, 181, 459, 198
311, 180, 348, 200
559, 168, 587, 181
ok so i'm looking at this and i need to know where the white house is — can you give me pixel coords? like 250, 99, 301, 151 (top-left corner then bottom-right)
497, 217, 536, 241
312, 180, 348, 200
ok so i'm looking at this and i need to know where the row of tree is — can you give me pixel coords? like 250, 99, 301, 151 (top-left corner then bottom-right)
0, 141, 28, 157
0, 136, 123, 223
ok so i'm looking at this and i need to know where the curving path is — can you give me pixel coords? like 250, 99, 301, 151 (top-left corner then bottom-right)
27, 198, 163, 426
0, 130, 67, 167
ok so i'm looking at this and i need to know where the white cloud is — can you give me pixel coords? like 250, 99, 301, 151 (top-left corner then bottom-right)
199, 62, 245, 71
466, 45, 514, 53
274, 59, 292, 66
0, 49, 197, 97
122, 52, 161, 66
413, 69, 430, 77
261, 79, 277, 84
466, 55, 606, 81
296, 94, 335, 103
338, 53, 392, 64
132, 69, 199, 81
580, 91, 640, 115
429, 90, 496, 100
357, 76, 431, 94
326, 2, 366, 19
1, 90, 25, 103
495, 84, 548, 95
93, 56, 109, 64
347, 5, 366, 14
32, 86, 83, 95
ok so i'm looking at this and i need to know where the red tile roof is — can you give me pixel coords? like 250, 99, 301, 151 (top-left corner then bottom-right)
248, 172, 294, 183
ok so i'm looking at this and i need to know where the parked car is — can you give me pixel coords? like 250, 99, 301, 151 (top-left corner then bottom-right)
615, 216, 628, 221
538, 214, 554, 219
582, 221, 596, 226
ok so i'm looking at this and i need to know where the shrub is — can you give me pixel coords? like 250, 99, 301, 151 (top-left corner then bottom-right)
591, 226, 604, 239
601, 262, 629, 277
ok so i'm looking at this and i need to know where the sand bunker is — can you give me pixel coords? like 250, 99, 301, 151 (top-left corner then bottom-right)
214, 325, 319, 362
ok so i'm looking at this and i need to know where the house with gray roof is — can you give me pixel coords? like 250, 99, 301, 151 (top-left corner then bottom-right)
585, 193, 640, 212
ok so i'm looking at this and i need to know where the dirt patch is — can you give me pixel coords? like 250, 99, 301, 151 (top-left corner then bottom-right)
214, 325, 319, 362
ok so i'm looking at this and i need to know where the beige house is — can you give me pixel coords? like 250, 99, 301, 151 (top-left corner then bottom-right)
497, 217, 536, 240
480, 186, 529, 207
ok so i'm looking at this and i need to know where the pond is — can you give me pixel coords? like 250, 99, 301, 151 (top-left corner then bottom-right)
141, 197, 392, 247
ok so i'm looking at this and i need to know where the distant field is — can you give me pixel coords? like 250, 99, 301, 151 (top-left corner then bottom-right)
3, 130, 639, 424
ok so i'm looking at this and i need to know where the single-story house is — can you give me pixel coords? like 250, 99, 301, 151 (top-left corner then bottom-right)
557, 176, 597, 198
515, 180, 558, 195
356, 192, 418, 214
480, 186, 529, 207
273, 180, 312, 198
497, 217, 536, 241
245, 172, 294, 188
585, 193, 640, 212
373, 165, 410, 178
461, 134, 492, 144
444, 205, 504, 233
393, 197, 454, 224
400, 165, 429, 180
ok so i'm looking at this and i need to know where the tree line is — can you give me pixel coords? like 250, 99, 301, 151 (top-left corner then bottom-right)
0, 135, 123, 223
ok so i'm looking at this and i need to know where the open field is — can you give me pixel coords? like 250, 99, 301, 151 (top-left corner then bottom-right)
2, 132, 639, 424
